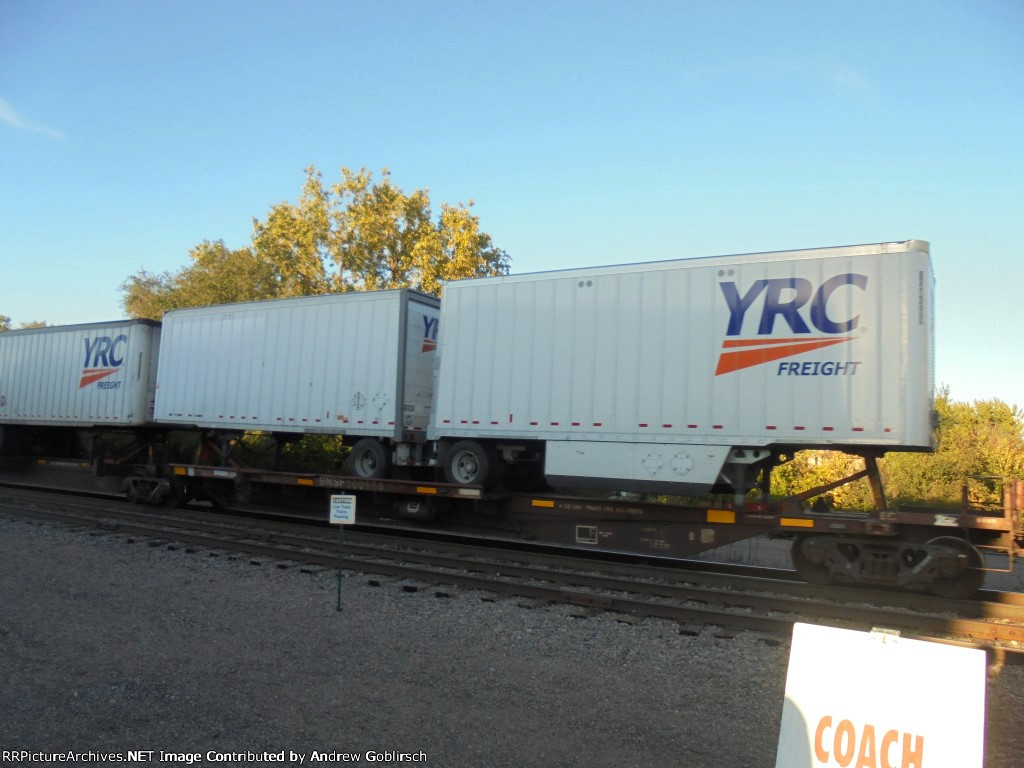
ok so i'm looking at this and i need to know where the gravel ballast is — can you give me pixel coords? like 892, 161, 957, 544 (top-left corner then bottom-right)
1, 516, 1022, 767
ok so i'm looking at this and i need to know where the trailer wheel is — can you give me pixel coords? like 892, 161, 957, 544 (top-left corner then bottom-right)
347, 438, 391, 479
443, 440, 501, 489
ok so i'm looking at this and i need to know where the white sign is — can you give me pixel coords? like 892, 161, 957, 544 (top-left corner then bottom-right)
329, 494, 357, 525
776, 623, 986, 768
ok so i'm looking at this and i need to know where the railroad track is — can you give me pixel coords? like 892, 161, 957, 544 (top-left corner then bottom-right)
2, 486, 1023, 663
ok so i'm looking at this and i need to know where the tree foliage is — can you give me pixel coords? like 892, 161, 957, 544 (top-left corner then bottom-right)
771, 389, 1024, 510
0, 315, 48, 331
884, 390, 1024, 508
121, 166, 510, 319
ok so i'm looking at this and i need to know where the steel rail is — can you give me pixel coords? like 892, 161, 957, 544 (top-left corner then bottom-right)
2, 498, 1023, 659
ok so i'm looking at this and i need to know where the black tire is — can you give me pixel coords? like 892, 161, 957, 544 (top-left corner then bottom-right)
443, 440, 502, 490
347, 438, 391, 479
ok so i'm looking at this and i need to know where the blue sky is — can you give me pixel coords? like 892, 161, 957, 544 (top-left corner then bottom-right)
1, 0, 1021, 407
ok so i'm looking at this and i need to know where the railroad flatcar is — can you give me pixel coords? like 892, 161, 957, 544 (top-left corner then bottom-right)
2, 240, 1021, 598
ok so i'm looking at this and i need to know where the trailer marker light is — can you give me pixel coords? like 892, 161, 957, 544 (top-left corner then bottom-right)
532, 499, 555, 508
707, 509, 735, 524
781, 518, 815, 528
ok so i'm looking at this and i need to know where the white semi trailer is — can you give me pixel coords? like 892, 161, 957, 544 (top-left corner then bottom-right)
153, 289, 440, 478
430, 240, 933, 496
0, 319, 161, 454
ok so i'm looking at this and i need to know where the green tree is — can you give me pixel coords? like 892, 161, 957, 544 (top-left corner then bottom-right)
770, 451, 876, 510
0, 316, 48, 331
331, 167, 437, 292
120, 166, 510, 319
418, 202, 511, 296
771, 390, 1024, 510
251, 168, 332, 296
884, 391, 1024, 508
121, 241, 280, 320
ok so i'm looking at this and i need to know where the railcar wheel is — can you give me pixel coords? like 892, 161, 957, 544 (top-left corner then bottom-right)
124, 475, 143, 504
927, 536, 984, 600
791, 536, 834, 585
443, 440, 501, 489
347, 438, 391, 479
163, 480, 185, 508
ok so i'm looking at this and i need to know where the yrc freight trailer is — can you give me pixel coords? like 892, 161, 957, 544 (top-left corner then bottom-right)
0, 319, 161, 442
154, 291, 441, 458
432, 240, 934, 494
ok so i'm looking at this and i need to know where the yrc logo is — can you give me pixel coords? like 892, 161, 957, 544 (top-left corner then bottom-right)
80, 335, 128, 388
715, 274, 867, 375
421, 316, 439, 353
